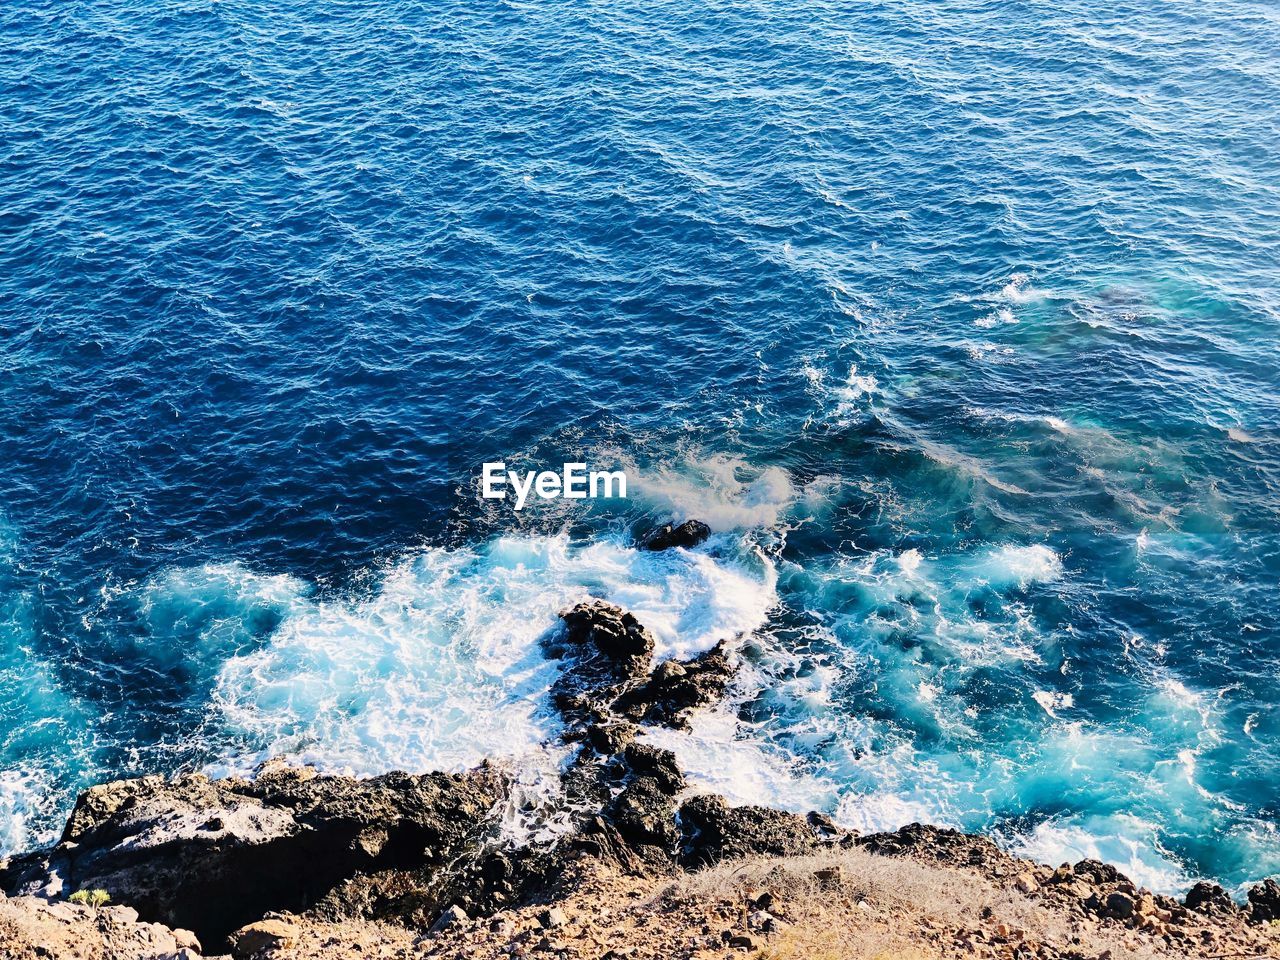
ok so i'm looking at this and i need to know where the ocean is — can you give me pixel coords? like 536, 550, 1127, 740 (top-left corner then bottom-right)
2, 0, 1278, 895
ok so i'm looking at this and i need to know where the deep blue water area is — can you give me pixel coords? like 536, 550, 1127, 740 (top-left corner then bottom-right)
2, 0, 1278, 891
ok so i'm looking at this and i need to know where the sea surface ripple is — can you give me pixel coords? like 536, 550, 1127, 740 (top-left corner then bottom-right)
1, 0, 1278, 891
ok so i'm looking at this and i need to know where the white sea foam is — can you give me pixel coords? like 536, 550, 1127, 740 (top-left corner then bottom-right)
1000, 273, 1046, 304
1013, 816, 1189, 893
975, 306, 1017, 328
896, 548, 924, 577
814, 362, 881, 425
0, 765, 81, 858
135, 562, 310, 673
970, 273, 1047, 327
0, 521, 102, 855
635, 456, 796, 531
834, 363, 878, 408
641, 708, 835, 814
835, 791, 944, 835
204, 534, 776, 783
0, 769, 42, 854
660, 704, 1205, 892
962, 544, 1063, 588
1033, 690, 1074, 718
629, 537, 1108, 884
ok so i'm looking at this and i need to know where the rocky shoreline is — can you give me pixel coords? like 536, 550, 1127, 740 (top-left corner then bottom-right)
2, 526, 1278, 959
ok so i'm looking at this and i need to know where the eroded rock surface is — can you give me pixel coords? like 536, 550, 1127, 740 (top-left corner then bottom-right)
680, 794, 838, 866
550, 599, 736, 742
0, 890, 203, 960
1, 762, 507, 951
614, 641, 734, 730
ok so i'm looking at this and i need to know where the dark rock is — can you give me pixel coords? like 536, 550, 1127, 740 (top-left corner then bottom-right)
679, 795, 835, 866
1185, 881, 1236, 916
1247, 877, 1280, 922
621, 744, 685, 795
585, 722, 638, 756
537, 906, 567, 929
608, 778, 681, 854
551, 602, 726, 748
614, 643, 735, 730
550, 602, 658, 738
1104, 891, 1135, 920
560, 753, 616, 809
559, 601, 655, 665
806, 811, 844, 837
572, 816, 647, 877
1072, 859, 1128, 888
2, 763, 508, 952
640, 520, 711, 551
856, 823, 1005, 871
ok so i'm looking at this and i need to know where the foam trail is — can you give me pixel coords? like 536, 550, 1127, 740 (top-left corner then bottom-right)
957, 544, 1063, 588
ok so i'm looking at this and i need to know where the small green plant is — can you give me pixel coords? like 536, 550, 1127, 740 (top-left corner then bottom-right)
68, 888, 111, 909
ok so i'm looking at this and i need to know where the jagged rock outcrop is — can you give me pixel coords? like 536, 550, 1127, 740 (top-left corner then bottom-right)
614, 641, 734, 730
639, 519, 711, 551
0, 598, 746, 952
1247, 877, 1280, 922
549, 601, 657, 741
857, 822, 1007, 870
559, 601, 655, 671
547, 600, 744, 867
1185, 880, 1236, 916
679, 794, 840, 866
0, 761, 507, 951
0, 891, 204, 960
550, 600, 735, 743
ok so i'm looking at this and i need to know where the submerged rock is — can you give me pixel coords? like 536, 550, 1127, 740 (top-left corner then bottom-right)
639, 519, 711, 551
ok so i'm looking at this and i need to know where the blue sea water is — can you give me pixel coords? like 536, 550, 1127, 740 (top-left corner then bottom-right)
2, 0, 1279, 893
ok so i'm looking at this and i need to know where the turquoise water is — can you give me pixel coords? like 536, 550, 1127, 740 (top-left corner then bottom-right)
1, 0, 1278, 892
